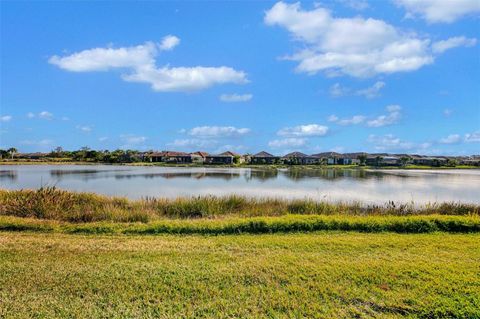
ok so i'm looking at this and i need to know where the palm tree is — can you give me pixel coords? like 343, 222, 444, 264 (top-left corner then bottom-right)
400, 156, 410, 167
357, 154, 367, 166
7, 147, 17, 160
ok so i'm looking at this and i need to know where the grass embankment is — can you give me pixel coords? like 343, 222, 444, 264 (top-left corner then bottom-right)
1, 232, 479, 318
1, 188, 479, 234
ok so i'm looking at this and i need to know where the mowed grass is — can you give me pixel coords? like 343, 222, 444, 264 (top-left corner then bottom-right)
0, 232, 479, 318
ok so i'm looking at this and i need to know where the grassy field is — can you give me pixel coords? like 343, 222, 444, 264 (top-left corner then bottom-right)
1, 188, 479, 318
1, 232, 479, 318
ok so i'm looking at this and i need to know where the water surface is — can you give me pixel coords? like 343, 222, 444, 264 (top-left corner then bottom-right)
1, 165, 479, 205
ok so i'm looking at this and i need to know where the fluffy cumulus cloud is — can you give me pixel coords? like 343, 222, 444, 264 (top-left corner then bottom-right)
439, 134, 462, 144
187, 126, 250, 138
49, 37, 247, 92
0, 115, 12, 122
268, 137, 307, 148
264, 2, 476, 78
277, 124, 329, 137
432, 36, 477, 54
219, 93, 253, 102
159, 35, 180, 51
368, 134, 430, 151
395, 0, 480, 23
367, 105, 402, 127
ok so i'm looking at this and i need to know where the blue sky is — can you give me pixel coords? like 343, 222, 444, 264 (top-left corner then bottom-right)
1, 0, 479, 155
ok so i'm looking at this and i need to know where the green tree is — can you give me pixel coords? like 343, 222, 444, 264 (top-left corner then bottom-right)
7, 147, 18, 160
400, 156, 410, 167
357, 154, 367, 166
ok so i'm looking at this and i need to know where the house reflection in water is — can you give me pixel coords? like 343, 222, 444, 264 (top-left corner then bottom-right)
0, 170, 18, 181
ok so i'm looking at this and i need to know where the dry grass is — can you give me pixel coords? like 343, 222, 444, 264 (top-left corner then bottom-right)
1, 187, 478, 223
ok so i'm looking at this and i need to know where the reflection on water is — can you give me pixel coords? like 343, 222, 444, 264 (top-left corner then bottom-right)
1, 165, 479, 204
0, 170, 17, 181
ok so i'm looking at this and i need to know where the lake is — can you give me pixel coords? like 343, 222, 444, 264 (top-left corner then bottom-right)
1, 165, 479, 205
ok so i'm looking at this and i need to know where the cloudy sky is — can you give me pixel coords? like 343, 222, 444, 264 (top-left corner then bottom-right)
1, 1, 479, 155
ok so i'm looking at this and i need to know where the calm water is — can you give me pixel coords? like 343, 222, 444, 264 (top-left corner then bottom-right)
1, 165, 479, 204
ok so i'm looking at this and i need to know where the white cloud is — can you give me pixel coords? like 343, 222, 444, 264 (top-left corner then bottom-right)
188, 126, 251, 138
367, 105, 402, 127
26, 112, 35, 119
0, 115, 12, 122
38, 111, 53, 120
159, 35, 180, 51
219, 93, 253, 102
465, 131, 480, 143
268, 137, 307, 148
76, 125, 92, 133
277, 124, 329, 137
368, 134, 430, 151
122, 65, 247, 92
265, 2, 435, 77
49, 42, 157, 72
395, 0, 480, 23
120, 134, 147, 144
432, 36, 477, 54
49, 39, 248, 92
98, 137, 108, 142
439, 134, 461, 144
356, 81, 385, 98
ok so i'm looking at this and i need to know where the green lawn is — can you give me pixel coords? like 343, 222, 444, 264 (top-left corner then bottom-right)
1, 232, 479, 318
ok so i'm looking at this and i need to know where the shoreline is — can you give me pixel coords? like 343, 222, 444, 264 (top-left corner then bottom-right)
1, 160, 478, 170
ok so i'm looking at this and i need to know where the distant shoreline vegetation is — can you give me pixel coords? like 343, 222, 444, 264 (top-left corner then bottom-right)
1, 147, 479, 168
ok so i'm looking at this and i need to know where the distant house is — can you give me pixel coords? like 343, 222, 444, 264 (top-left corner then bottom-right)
189, 151, 209, 164
366, 155, 400, 166
412, 157, 447, 167
15, 152, 49, 160
205, 151, 242, 165
147, 151, 192, 163
250, 151, 280, 164
283, 152, 319, 165
311, 152, 341, 165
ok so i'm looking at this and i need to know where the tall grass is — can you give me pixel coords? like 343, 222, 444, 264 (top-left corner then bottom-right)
0, 187, 478, 223
1, 214, 479, 235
